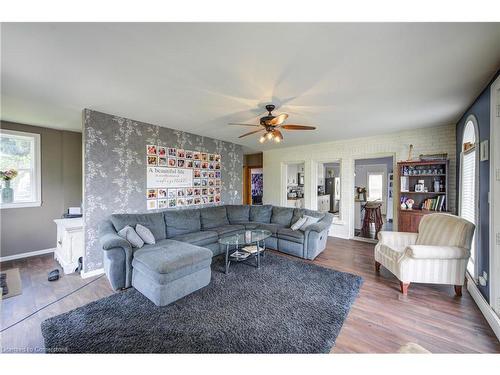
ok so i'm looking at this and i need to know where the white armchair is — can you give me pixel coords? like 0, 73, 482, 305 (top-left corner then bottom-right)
374, 213, 475, 296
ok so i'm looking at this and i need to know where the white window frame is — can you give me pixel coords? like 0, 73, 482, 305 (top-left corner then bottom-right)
367, 171, 385, 202
459, 115, 480, 279
0, 129, 41, 209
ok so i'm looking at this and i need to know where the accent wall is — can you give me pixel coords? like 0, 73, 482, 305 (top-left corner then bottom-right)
83, 109, 243, 273
455, 70, 499, 302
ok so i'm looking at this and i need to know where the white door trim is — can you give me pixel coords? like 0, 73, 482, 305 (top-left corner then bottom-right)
489, 74, 500, 316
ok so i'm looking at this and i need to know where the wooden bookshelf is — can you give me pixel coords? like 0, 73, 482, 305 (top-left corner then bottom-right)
397, 159, 449, 232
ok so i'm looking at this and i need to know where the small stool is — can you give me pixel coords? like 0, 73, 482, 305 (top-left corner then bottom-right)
362, 201, 383, 237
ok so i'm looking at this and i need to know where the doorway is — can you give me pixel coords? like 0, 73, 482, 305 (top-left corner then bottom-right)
284, 162, 305, 209
243, 153, 263, 205
353, 156, 394, 242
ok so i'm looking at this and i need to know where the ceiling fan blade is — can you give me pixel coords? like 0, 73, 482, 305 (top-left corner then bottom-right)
228, 123, 260, 127
280, 125, 316, 130
270, 113, 288, 125
273, 129, 284, 140
238, 129, 264, 138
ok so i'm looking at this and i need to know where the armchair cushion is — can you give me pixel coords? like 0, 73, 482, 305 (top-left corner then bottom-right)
416, 213, 475, 249
405, 245, 470, 260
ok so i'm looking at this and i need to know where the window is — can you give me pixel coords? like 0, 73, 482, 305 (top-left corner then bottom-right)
459, 117, 479, 278
0, 129, 41, 208
367, 172, 384, 201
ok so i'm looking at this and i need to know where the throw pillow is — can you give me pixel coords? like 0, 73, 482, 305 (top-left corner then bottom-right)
136, 224, 156, 245
290, 216, 307, 231
299, 215, 321, 231
118, 226, 144, 248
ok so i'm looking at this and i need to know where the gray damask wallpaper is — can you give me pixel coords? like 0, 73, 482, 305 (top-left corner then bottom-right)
83, 109, 243, 273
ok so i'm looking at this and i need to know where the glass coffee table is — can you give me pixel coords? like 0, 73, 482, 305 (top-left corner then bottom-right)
218, 229, 272, 274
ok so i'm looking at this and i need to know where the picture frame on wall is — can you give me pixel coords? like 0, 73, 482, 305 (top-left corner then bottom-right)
147, 156, 157, 166
158, 188, 167, 198
147, 199, 157, 210
146, 144, 223, 210
147, 145, 157, 155
147, 189, 157, 199
158, 199, 168, 209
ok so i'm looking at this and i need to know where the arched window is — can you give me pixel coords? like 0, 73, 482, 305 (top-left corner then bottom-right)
459, 115, 479, 278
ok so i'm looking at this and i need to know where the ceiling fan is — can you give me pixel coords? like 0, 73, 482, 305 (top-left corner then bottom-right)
229, 104, 316, 143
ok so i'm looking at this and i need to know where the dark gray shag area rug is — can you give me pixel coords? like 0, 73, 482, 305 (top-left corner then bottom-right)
41, 253, 363, 353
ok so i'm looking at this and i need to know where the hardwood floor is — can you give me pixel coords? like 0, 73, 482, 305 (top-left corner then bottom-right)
1, 238, 499, 353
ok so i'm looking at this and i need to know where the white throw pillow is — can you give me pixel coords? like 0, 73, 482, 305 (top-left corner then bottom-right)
299, 215, 321, 231
290, 216, 307, 231
118, 225, 144, 248
136, 224, 156, 245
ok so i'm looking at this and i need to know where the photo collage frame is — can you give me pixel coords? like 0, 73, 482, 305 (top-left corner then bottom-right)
146, 145, 222, 210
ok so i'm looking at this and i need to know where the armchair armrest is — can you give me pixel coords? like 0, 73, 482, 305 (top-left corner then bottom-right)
405, 245, 470, 260
377, 231, 418, 251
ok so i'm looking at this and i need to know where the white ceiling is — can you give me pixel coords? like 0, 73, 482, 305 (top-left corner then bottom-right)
1, 23, 500, 152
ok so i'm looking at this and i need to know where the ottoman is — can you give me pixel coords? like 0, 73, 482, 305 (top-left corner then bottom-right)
131, 239, 212, 306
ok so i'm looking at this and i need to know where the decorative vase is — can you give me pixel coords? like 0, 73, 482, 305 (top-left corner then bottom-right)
2, 180, 14, 203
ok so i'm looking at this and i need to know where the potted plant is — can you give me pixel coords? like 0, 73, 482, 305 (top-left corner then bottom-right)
1, 169, 18, 204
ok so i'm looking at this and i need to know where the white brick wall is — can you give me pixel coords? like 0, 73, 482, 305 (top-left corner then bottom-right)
263, 124, 456, 238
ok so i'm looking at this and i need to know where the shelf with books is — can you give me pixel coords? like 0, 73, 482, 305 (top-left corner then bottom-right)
397, 159, 449, 232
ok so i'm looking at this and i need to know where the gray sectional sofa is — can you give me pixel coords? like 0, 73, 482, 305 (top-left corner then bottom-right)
99, 204, 333, 305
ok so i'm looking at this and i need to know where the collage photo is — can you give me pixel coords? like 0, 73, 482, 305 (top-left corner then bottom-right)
146, 145, 222, 209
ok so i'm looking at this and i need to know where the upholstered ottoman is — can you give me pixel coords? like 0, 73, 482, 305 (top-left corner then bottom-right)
131, 239, 212, 306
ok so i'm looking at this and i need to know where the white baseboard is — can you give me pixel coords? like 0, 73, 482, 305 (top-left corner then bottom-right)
81, 267, 104, 279
0, 247, 55, 263
466, 274, 500, 341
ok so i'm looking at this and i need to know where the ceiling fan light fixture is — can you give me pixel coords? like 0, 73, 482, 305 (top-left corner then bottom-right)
259, 135, 266, 143
266, 132, 274, 140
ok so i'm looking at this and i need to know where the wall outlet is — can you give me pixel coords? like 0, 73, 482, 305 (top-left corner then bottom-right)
478, 271, 488, 287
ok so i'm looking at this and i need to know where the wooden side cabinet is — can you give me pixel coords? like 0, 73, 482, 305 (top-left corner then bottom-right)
398, 210, 429, 233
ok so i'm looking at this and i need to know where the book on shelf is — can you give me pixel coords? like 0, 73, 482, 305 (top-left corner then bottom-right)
421, 196, 445, 211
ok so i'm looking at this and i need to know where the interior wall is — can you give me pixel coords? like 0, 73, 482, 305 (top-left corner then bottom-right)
263, 124, 456, 239
83, 109, 243, 273
455, 70, 499, 302
0, 121, 82, 258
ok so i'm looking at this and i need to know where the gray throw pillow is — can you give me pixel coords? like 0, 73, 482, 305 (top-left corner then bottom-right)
135, 224, 156, 245
300, 215, 321, 231
290, 216, 307, 231
118, 225, 144, 248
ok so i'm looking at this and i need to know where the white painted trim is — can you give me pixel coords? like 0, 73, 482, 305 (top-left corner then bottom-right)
81, 267, 104, 279
0, 128, 41, 209
467, 274, 500, 341
0, 247, 55, 262
490, 74, 500, 315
